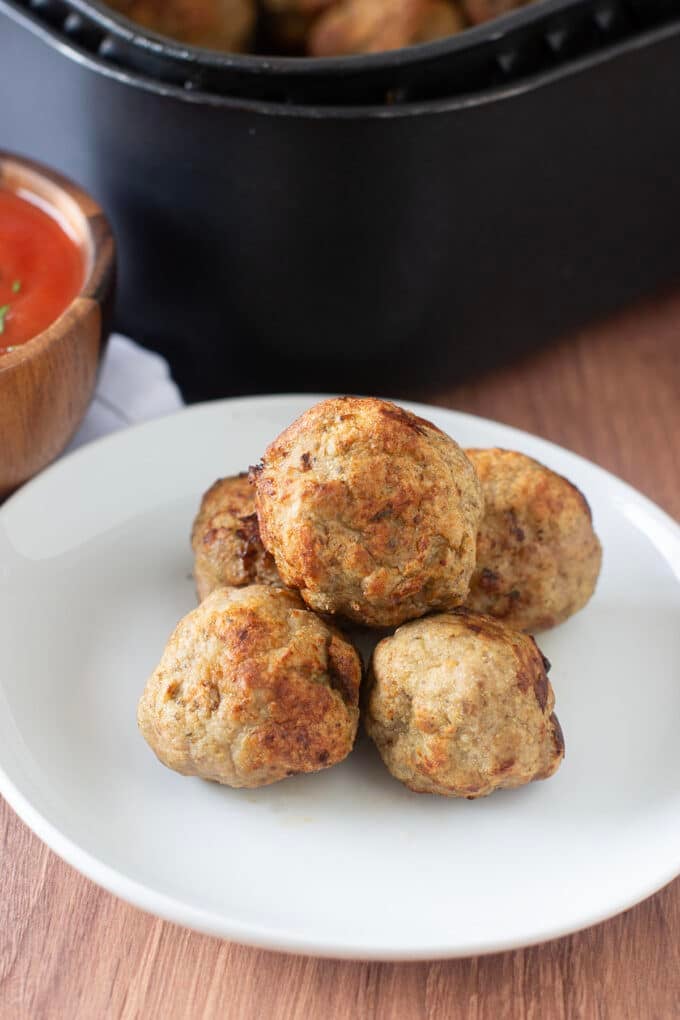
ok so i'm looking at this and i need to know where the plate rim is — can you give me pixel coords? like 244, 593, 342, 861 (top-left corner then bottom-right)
1, 392, 679, 960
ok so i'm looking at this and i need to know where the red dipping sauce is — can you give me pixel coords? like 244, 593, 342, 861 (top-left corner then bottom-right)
0, 188, 85, 355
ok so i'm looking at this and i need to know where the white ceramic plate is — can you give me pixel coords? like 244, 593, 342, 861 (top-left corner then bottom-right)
1, 395, 679, 961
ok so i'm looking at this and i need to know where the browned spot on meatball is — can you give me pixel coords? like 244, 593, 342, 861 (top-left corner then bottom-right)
479, 567, 501, 591
328, 661, 355, 704
370, 505, 394, 523
326, 632, 362, 705
453, 609, 486, 635
378, 404, 429, 435
551, 713, 565, 757
533, 667, 549, 712
235, 512, 259, 536
507, 508, 526, 542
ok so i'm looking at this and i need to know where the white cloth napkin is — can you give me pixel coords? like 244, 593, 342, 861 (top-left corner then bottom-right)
66, 335, 184, 452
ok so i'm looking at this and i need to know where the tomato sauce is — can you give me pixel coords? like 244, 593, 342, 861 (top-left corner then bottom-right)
0, 189, 85, 355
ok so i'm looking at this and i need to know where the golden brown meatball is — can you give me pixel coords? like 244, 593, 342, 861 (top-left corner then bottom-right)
264, 0, 463, 55
365, 610, 564, 798
309, 0, 464, 55
106, 0, 255, 51
254, 397, 484, 628
138, 585, 361, 788
191, 474, 281, 602
465, 449, 602, 632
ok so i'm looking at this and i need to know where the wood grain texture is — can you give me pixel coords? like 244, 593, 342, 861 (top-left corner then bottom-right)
2, 290, 680, 1020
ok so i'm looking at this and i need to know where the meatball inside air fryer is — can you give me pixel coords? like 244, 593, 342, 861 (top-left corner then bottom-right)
106, 0, 256, 50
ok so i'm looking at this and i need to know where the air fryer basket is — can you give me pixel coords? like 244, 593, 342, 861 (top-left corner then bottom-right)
5, 0, 679, 103
3, 0, 680, 399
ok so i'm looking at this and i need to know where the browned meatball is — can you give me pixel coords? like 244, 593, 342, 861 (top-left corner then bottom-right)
260, 0, 332, 12
414, 1, 465, 43
191, 474, 281, 602
461, 0, 525, 25
309, 0, 427, 56
465, 449, 602, 632
266, 0, 464, 56
309, 0, 464, 55
138, 585, 361, 788
365, 610, 564, 798
254, 397, 484, 628
107, 0, 255, 50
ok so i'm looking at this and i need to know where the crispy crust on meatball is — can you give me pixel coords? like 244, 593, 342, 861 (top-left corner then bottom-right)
253, 397, 484, 628
464, 449, 602, 632
138, 585, 361, 788
365, 610, 564, 798
191, 474, 281, 602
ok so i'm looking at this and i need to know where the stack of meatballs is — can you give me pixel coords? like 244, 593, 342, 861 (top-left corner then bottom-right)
106, 0, 535, 58
138, 397, 601, 798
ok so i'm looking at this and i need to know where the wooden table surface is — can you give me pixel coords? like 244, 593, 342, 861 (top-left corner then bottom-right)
2, 290, 680, 1019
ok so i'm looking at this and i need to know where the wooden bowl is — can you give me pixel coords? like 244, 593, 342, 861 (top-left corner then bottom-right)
0, 152, 115, 500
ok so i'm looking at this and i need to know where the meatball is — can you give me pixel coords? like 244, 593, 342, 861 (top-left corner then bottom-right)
465, 449, 602, 632
260, 0, 331, 12
138, 585, 361, 788
191, 474, 281, 602
106, 0, 255, 51
266, 0, 463, 56
309, 0, 442, 56
461, 0, 524, 25
414, 1, 465, 43
253, 396, 484, 628
365, 611, 564, 798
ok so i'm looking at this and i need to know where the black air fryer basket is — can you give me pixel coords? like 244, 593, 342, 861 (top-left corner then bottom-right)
2, 0, 680, 398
